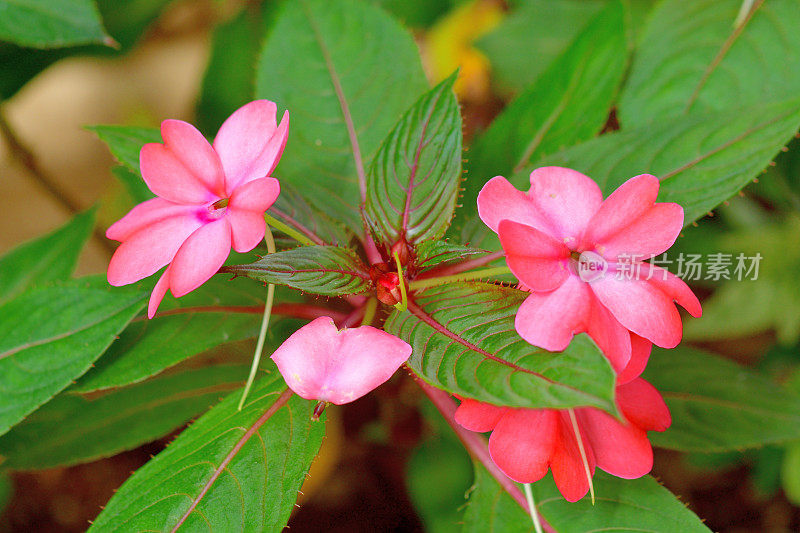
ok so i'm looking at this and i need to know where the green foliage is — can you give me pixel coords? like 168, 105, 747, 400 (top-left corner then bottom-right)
89, 376, 325, 532
270, 182, 352, 246
223, 245, 372, 296
385, 282, 617, 413
89, 124, 161, 173
0, 364, 249, 469
619, 0, 800, 128
463, 466, 709, 532
644, 346, 800, 452
0, 0, 109, 48
534, 97, 800, 224
366, 74, 462, 246
0, 276, 145, 436
255, 0, 429, 231
0, 208, 95, 304
112, 164, 154, 204
414, 239, 489, 272
464, 0, 627, 215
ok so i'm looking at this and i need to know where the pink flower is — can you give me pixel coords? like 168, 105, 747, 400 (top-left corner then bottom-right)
271, 317, 412, 405
106, 100, 289, 318
477, 167, 702, 373
455, 378, 670, 502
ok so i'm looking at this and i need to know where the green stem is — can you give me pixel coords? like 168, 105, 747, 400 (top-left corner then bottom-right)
392, 251, 408, 312
568, 408, 595, 505
362, 297, 378, 326
238, 225, 277, 411
264, 213, 316, 246
523, 483, 544, 533
408, 266, 512, 292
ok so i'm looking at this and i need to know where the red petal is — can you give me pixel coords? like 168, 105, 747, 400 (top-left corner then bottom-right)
577, 408, 653, 479
616, 334, 652, 384
617, 378, 671, 432
477, 176, 553, 234
498, 220, 570, 292
454, 399, 506, 432
515, 276, 590, 352
550, 412, 595, 502
488, 409, 559, 483
169, 218, 232, 297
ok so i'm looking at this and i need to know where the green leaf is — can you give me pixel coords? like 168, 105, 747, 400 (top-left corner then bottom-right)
464, 0, 627, 216
475, 0, 607, 93
255, 0, 429, 231
88, 125, 161, 173
619, 0, 800, 128
464, 466, 709, 532
0, 0, 109, 48
270, 182, 353, 246
533, 97, 800, 224
223, 245, 372, 296
89, 376, 325, 532
643, 346, 800, 452
385, 282, 617, 413
0, 208, 96, 304
0, 276, 145, 436
414, 240, 489, 272
112, 165, 154, 205
781, 442, 800, 506
72, 277, 267, 393
0, 364, 249, 470
365, 74, 462, 247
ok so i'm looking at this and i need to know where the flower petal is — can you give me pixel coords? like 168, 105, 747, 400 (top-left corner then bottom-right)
645, 264, 703, 317
169, 218, 232, 297
589, 274, 684, 348
477, 176, 552, 234
106, 198, 199, 242
213, 100, 289, 193
515, 276, 590, 352
455, 399, 505, 432
593, 203, 684, 260
578, 408, 653, 479
616, 334, 652, 385
488, 409, 559, 483
581, 174, 659, 249
161, 119, 226, 197
227, 210, 266, 253
271, 317, 411, 405
617, 378, 671, 432
585, 299, 631, 373
229, 177, 281, 212
498, 220, 570, 291
148, 266, 172, 319
550, 412, 595, 502
107, 213, 204, 286
527, 166, 603, 244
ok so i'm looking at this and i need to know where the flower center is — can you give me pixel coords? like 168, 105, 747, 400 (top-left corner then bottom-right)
211, 198, 229, 210
574, 250, 608, 283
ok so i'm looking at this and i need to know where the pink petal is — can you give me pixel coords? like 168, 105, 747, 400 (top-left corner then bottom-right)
577, 408, 653, 479
515, 276, 590, 352
454, 399, 506, 432
527, 167, 603, 244
589, 274, 684, 348
585, 298, 631, 373
271, 317, 411, 405
161, 119, 226, 197
498, 220, 570, 292
550, 412, 596, 502
617, 378, 671, 432
488, 409, 559, 483
213, 100, 289, 193
229, 177, 281, 212
227, 210, 266, 253
644, 264, 703, 317
169, 218, 232, 297
148, 266, 172, 319
477, 176, 553, 234
107, 213, 204, 286
581, 174, 659, 249
616, 334, 652, 385
593, 203, 684, 260
140, 138, 218, 206
106, 198, 200, 242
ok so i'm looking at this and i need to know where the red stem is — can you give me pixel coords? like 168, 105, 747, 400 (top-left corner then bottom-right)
413, 376, 554, 531
416, 250, 505, 280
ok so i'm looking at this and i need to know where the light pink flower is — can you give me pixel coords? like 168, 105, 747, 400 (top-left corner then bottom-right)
106, 100, 289, 318
455, 378, 670, 502
271, 317, 412, 405
477, 167, 701, 374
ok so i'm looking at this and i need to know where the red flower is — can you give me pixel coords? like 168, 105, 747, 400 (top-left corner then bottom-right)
477, 167, 701, 373
455, 378, 671, 502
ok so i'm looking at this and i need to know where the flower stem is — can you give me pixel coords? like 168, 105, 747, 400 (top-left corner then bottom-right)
523, 483, 544, 533
238, 225, 277, 411
568, 408, 595, 505
264, 213, 315, 246
408, 266, 512, 292
362, 297, 378, 326
392, 250, 408, 312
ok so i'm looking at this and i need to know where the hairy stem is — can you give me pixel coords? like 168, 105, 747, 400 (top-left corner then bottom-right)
408, 266, 512, 292
416, 250, 505, 280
